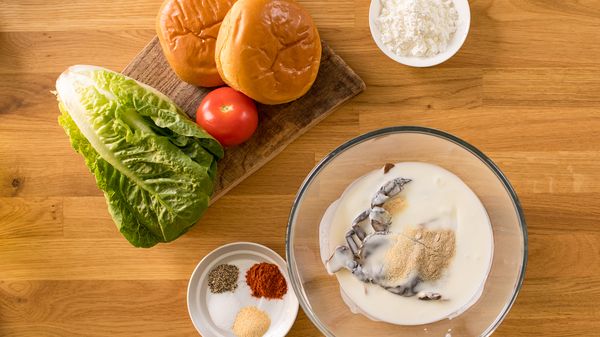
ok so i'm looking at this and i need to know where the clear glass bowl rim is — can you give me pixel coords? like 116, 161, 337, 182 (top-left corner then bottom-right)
285, 126, 528, 337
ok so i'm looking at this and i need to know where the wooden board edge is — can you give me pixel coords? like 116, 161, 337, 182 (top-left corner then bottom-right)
122, 36, 160, 74
209, 88, 363, 205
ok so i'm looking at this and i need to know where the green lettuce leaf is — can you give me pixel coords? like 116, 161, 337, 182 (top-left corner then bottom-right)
56, 65, 223, 247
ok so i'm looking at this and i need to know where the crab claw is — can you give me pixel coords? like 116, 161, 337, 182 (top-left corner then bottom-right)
326, 246, 357, 274
371, 178, 412, 207
417, 291, 443, 301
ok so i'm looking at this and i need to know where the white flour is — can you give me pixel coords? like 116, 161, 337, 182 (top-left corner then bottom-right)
376, 0, 459, 57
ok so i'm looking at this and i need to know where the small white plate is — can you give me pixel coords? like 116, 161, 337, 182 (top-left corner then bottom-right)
369, 0, 471, 67
187, 242, 299, 337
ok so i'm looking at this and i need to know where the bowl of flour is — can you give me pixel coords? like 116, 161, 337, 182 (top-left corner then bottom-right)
369, 0, 471, 67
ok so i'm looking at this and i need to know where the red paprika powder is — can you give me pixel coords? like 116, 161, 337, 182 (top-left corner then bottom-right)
245, 262, 288, 299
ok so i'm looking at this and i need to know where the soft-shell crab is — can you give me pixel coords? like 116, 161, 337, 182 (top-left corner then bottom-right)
326, 171, 443, 300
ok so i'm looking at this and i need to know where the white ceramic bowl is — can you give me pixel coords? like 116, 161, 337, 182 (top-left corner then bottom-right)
369, 0, 471, 67
187, 242, 299, 337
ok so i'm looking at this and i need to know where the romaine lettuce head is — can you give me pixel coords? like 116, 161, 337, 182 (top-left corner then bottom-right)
56, 65, 223, 247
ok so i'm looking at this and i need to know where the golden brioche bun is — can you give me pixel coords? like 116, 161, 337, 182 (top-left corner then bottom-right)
215, 0, 321, 105
156, 0, 236, 87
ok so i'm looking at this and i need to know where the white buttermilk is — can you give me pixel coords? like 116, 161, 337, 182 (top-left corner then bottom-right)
320, 162, 493, 325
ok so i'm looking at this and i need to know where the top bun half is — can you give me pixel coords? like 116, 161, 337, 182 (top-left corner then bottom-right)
157, 0, 236, 87
215, 0, 321, 104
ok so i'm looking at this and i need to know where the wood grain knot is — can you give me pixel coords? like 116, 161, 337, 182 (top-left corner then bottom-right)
11, 177, 22, 189
50, 203, 58, 220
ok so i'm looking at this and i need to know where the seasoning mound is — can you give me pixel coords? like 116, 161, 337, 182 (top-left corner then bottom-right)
383, 226, 456, 285
232, 306, 270, 337
246, 262, 288, 299
208, 264, 239, 294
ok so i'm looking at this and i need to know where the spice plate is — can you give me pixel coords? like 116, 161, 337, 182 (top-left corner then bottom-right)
188, 242, 299, 337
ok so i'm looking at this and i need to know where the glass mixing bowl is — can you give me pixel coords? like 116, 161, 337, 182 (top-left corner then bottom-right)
286, 126, 527, 336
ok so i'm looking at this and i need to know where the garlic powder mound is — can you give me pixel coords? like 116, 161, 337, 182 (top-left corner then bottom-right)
383, 227, 456, 285
377, 0, 459, 57
232, 306, 271, 337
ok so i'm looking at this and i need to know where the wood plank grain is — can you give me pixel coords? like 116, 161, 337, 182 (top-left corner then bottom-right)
490, 151, 600, 194
62, 195, 296, 240
0, 0, 353, 32
0, 278, 320, 337
0, 1, 163, 32
358, 106, 600, 152
0, 31, 155, 74
122, 37, 366, 204
483, 69, 600, 107
519, 193, 600, 235
0, 318, 318, 337
0, 198, 63, 238
2, 0, 600, 336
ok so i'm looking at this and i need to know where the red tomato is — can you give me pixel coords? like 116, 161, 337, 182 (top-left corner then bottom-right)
196, 87, 258, 147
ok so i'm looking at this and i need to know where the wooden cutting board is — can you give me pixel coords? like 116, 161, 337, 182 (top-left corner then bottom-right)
123, 37, 365, 203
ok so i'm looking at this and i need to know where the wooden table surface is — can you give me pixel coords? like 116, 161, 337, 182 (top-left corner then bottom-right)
1, 0, 600, 336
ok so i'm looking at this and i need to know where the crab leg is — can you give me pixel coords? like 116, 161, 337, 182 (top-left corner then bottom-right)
326, 245, 357, 273
350, 264, 371, 282
345, 229, 362, 257
384, 275, 420, 297
327, 209, 371, 272
351, 210, 369, 240
369, 206, 392, 232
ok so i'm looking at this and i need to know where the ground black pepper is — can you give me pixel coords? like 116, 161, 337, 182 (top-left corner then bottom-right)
208, 264, 239, 294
